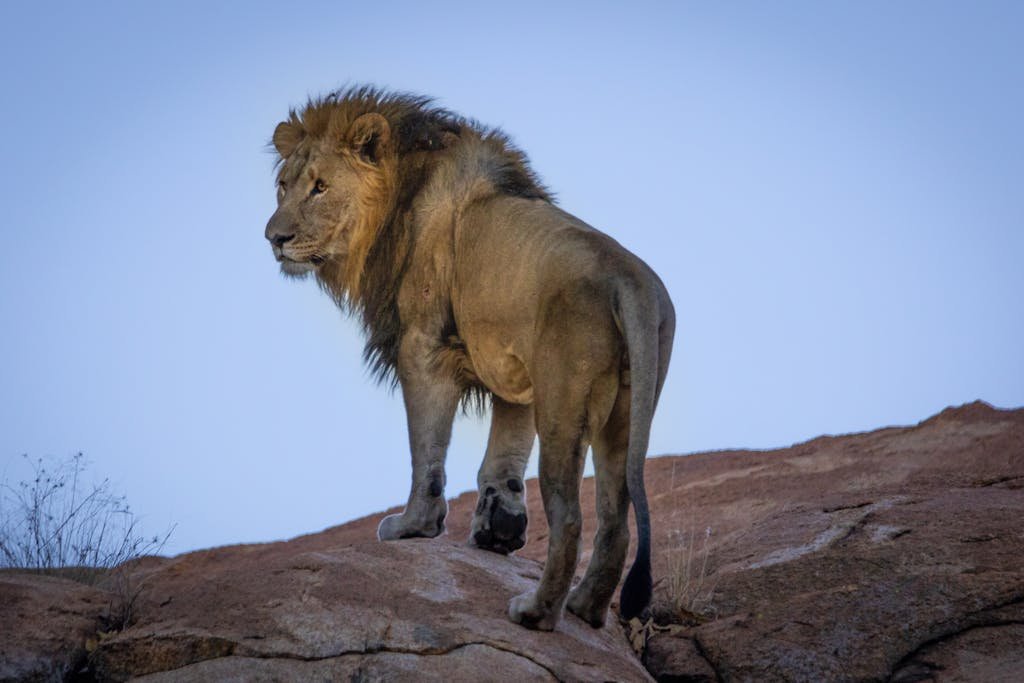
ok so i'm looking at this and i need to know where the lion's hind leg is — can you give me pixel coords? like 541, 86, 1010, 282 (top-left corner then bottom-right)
508, 361, 620, 631
566, 385, 631, 627
507, 424, 587, 630
507, 377, 591, 630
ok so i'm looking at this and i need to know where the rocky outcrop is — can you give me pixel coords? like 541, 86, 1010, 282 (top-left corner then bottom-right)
2, 541, 649, 682
92, 539, 650, 681
2, 401, 1022, 681
635, 401, 1022, 681
0, 573, 110, 682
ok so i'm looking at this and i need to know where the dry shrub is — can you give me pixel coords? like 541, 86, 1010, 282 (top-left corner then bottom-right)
662, 460, 718, 622
0, 453, 173, 627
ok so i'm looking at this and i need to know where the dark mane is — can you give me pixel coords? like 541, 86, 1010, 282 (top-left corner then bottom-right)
273, 85, 552, 395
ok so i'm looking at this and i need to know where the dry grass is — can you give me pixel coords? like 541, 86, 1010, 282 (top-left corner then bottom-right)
662, 460, 718, 621
0, 453, 173, 628
665, 524, 717, 619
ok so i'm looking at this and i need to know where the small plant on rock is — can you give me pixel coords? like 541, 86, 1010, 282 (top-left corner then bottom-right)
660, 460, 718, 623
0, 453, 172, 626
665, 524, 717, 621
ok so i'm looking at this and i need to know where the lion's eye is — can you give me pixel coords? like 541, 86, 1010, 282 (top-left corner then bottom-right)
277, 180, 286, 192
311, 179, 327, 196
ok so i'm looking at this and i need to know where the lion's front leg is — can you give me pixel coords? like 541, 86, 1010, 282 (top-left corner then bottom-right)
469, 397, 535, 554
377, 330, 461, 541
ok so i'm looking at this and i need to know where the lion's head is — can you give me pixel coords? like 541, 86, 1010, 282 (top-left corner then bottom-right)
265, 101, 396, 298
265, 88, 549, 307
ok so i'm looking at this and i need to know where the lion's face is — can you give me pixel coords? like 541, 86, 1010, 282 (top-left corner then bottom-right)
265, 146, 364, 277
265, 112, 392, 283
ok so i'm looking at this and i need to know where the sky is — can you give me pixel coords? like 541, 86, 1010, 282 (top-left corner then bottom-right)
1, 2, 1021, 556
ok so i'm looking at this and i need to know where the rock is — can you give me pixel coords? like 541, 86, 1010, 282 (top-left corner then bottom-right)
630, 401, 1024, 681
0, 572, 110, 682
2, 400, 1021, 681
890, 623, 1024, 682
87, 539, 650, 681
442, 400, 1024, 680
643, 631, 717, 682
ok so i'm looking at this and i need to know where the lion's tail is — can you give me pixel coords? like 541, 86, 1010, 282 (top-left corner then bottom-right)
615, 280, 668, 621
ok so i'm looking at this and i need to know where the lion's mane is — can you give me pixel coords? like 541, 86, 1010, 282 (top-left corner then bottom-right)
275, 86, 550, 387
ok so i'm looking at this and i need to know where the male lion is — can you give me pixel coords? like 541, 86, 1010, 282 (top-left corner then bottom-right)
264, 87, 674, 630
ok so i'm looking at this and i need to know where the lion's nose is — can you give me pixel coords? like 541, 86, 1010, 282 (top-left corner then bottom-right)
265, 213, 297, 247
269, 232, 295, 248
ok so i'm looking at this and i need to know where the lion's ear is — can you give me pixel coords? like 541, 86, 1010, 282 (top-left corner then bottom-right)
273, 121, 303, 158
348, 113, 391, 164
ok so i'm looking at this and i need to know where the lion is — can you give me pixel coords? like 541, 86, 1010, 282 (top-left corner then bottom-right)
264, 87, 675, 631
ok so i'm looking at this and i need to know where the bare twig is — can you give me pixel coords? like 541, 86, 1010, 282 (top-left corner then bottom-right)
0, 454, 173, 587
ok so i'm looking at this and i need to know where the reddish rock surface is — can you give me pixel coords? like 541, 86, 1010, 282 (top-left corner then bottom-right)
0, 572, 110, 681
637, 401, 1024, 682
416, 401, 1024, 680
2, 401, 1022, 681
1, 543, 649, 682
90, 539, 649, 682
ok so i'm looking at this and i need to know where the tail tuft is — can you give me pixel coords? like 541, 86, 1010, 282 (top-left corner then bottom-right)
619, 547, 652, 619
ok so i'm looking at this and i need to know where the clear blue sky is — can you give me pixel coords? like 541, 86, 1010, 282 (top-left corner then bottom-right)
1, 2, 1021, 555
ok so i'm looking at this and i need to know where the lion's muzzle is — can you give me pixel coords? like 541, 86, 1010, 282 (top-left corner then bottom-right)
265, 212, 297, 259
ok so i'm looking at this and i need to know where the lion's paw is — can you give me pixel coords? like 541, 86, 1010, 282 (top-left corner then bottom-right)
566, 587, 607, 628
469, 482, 527, 554
377, 507, 446, 541
508, 591, 560, 631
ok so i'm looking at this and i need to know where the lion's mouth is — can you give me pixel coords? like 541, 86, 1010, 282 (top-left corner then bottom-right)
277, 253, 317, 276
272, 243, 325, 272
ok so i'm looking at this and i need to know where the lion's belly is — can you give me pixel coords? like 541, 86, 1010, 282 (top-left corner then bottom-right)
466, 338, 533, 405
